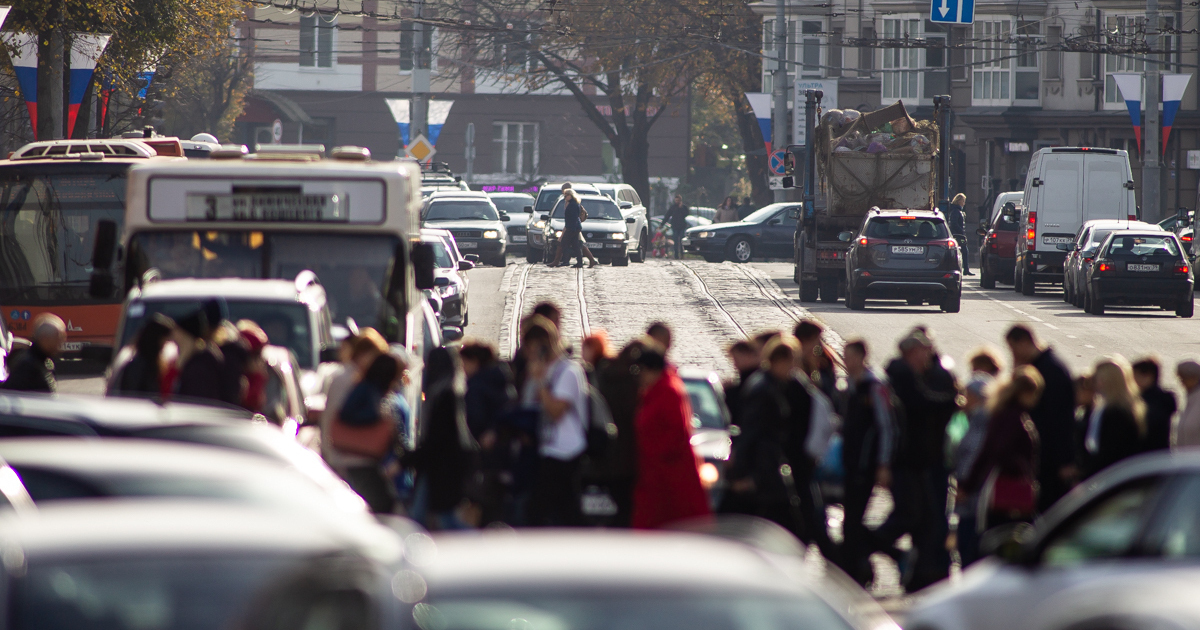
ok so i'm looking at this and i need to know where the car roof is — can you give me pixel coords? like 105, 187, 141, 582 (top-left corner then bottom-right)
1082, 219, 1158, 228
870, 209, 944, 218
429, 190, 489, 199
0, 437, 308, 479
132, 278, 305, 301
1105, 229, 1177, 237
423, 530, 810, 593
540, 182, 600, 193
487, 192, 534, 198
0, 391, 254, 429
0, 499, 402, 561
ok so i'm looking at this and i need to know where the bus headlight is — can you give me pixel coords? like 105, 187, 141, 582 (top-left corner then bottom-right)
483, 230, 500, 239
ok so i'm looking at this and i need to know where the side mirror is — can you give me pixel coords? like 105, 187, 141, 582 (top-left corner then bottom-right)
977, 227, 988, 237
465, 254, 480, 263
434, 276, 451, 287
619, 201, 633, 209
457, 260, 475, 272
625, 217, 636, 224
837, 231, 855, 242
318, 347, 340, 363
89, 219, 119, 299
781, 176, 795, 189
442, 326, 464, 342
979, 522, 1035, 563
523, 205, 533, 213
540, 214, 550, 221
499, 212, 510, 222
411, 242, 436, 290
768, 218, 781, 226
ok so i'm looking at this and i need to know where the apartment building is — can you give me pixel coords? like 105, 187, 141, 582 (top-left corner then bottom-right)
753, 0, 1200, 223
234, 0, 688, 193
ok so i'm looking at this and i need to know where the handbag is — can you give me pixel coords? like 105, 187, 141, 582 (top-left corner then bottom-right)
330, 415, 394, 459
578, 206, 589, 221
989, 473, 1036, 515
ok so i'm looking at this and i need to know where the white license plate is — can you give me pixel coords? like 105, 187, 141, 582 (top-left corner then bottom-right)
1042, 236, 1074, 245
581, 490, 618, 516
457, 241, 477, 249
1128, 263, 1160, 272
512, 235, 526, 243
62, 342, 84, 352
891, 245, 924, 255
605, 243, 624, 248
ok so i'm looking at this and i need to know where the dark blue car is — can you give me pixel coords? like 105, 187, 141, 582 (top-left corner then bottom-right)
681, 203, 801, 263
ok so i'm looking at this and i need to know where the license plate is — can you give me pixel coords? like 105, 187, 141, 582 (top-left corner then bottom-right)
457, 241, 477, 249
605, 243, 624, 248
62, 342, 84, 352
580, 489, 618, 516
1042, 235, 1074, 245
891, 245, 924, 255
1128, 263, 1160, 272
512, 235, 526, 243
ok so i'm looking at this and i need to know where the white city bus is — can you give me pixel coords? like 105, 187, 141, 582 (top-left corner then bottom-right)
91, 145, 434, 401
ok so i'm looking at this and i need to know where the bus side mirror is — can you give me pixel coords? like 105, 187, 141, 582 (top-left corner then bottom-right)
89, 219, 118, 299
411, 242, 436, 290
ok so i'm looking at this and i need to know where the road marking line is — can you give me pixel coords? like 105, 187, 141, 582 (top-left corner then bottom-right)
576, 267, 591, 336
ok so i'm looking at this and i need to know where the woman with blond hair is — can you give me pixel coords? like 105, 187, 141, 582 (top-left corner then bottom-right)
1083, 358, 1146, 478
962, 365, 1042, 528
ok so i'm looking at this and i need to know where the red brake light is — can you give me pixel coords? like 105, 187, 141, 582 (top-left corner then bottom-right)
1128, 215, 1137, 221
1098, 262, 1112, 272
900, 216, 916, 220
1084, 257, 1093, 263
1183, 235, 1193, 242
859, 237, 869, 246
1028, 211, 1037, 226
1027, 228, 1036, 240
1081, 147, 1090, 151
1177, 264, 1190, 274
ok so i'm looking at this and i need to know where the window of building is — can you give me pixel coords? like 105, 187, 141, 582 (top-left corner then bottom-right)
859, 25, 875, 74
299, 15, 336, 68
881, 18, 920, 100
972, 19, 1011, 104
494, 122, 538, 175
1015, 21, 1040, 101
1079, 25, 1096, 79
400, 21, 415, 71
951, 26, 969, 81
1105, 16, 1144, 105
1046, 26, 1063, 80
829, 28, 843, 78
923, 22, 949, 99
800, 21, 822, 77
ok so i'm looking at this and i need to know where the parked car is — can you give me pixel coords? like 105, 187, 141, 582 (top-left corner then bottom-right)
539, 194, 638, 266
421, 194, 508, 267
593, 183, 650, 262
527, 182, 602, 263
488, 192, 536, 254
905, 451, 1200, 630
420, 232, 473, 329
405, 527, 894, 630
844, 208, 962, 312
1063, 219, 1160, 307
1083, 230, 1194, 317
679, 368, 732, 508
0, 499, 407, 630
977, 195, 1022, 289
681, 203, 798, 263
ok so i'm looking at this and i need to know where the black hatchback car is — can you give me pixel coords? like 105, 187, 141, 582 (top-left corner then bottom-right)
1084, 230, 1194, 317
844, 209, 962, 312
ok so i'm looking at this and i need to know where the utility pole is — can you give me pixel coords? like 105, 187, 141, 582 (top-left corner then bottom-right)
410, 0, 430, 145
465, 122, 475, 183
933, 95, 952, 212
1144, 0, 1162, 222
772, 0, 787, 202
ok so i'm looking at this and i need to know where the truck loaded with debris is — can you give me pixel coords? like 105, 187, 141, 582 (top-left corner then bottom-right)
792, 100, 940, 303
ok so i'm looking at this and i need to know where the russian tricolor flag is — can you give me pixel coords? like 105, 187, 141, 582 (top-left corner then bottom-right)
68, 34, 111, 138
1162, 74, 1192, 155
746, 92, 772, 154
1112, 73, 1144, 153
384, 98, 455, 153
3, 32, 38, 136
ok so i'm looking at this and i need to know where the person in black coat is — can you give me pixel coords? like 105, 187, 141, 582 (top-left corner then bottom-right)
460, 342, 516, 525
1007, 325, 1075, 511
664, 194, 690, 259
108, 315, 174, 399
170, 309, 228, 405
2, 314, 65, 393
1083, 359, 1147, 478
1133, 358, 1177, 452
406, 347, 477, 529
948, 193, 971, 275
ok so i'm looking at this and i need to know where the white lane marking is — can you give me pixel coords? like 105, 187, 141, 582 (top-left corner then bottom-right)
576, 267, 591, 336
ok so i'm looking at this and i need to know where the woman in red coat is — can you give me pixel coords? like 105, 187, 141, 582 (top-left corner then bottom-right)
631, 343, 711, 529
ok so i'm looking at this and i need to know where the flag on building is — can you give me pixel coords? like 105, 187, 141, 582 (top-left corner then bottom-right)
746, 92, 772, 154
1162, 74, 1192, 155
1111, 73, 1143, 153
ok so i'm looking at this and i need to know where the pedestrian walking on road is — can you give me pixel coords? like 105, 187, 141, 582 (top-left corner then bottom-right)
321, 329, 389, 475
838, 340, 896, 586
169, 308, 228, 405
550, 188, 595, 268
631, 341, 711, 529
1082, 358, 1146, 478
948, 192, 972, 275
718, 340, 762, 516
951, 369, 995, 567
460, 341, 516, 525
108, 314, 173, 399
408, 347, 476, 527
593, 337, 642, 526
737, 196, 753, 220
1133, 357, 1176, 452
794, 320, 837, 400
2, 313, 65, 393
548, 183, 598, 268
1006, 325, 1075, 511
716, 196, 739, 224
338, 352, 407, 514
962, 366, 1042, 529
1173, 360, 1200, 449
665, 194, 690, 259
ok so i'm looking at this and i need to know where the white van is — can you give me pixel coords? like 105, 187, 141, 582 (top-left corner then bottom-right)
1015, 147, 1137, 294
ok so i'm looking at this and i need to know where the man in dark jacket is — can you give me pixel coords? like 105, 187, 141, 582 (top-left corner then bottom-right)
718, 340, 761, 516
947, 193, 971, 275
737, 196, 753, 220
1007, 325, 1075, 510
839, 340, 895, 586
1133, 357, 1176, 452
461, 342, 516, 525
2, 314, 65, 393
877, 328, 957, 591
664, 194, 690, 259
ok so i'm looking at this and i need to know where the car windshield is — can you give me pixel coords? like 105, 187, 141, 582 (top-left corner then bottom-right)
683, 378, 727, 430
0, 169, 128, 303
123, 300, 313, 366
490, 196, 534, 215
1106, 235, 1180, 258
1086, 229, 1119, 250
128, 232, 395, 333
427, 240, 456, 269
418, 591, 854, 630
535, 188, 598, 212
13, 555, 306, 630
866, 217, 949, 239
743, 206, 784, 224
552, 198, 623, 221
425, 200, 499, 222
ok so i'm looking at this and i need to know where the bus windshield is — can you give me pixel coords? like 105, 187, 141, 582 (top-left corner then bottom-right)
0, 170, 127, 303
128, 231, 398, 328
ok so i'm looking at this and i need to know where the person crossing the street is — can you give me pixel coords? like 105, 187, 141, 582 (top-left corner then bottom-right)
665, 194, 690, 260
549, 184, 598, 268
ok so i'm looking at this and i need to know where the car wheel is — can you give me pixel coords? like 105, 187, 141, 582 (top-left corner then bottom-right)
941, 289, 962, 313
631, 231, 648, 263
612, 250, 630, 266
526, 247, 542, 264
1013, 264, 1023, 292
1020, 266, 1035, 296
799, 278, 819, 302
980, 260, 996, 290
462, 310, 469, 327
820, 278, 839, 303
847, 282, 865, 310
703, 255, 724, 263
1178, 293, 1195, 318
1087, 292, 1105, 315
1063, 277, 1072, 302
728, 237, 753, 263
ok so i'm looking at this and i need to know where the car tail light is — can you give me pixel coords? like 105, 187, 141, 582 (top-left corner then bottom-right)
858, 237, 886, 247
1028, 211, 1037, 227
1098, 261, 1113, 272
1084, 256, 1093, 263
1026, 228, 1036, 250
900, 216, 916, 220
1128, 214, 1138, 221
1176, 264, 1190, 274
1183, 235, 1194, 242
930, 238, 957, 249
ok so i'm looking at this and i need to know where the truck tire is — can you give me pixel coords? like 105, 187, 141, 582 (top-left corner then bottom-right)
799, 279, 819, 302
728, 237, 753, 263
1020, 267, 1035, 296
1178, 294, 1195, 318
820, 278, 839, 303
941, 289, 962, 313
980, 261, 996, 290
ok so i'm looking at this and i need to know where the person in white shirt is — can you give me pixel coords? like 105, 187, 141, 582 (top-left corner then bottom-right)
521, 316, 588, 525
1173, 360, 1200, 449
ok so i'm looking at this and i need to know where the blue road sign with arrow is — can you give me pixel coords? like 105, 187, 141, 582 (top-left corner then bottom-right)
929, 0, 974, 24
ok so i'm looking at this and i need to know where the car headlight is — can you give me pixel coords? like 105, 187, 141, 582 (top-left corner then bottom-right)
611, 232, 625, 240
483, 230, 499, 239
696, 231, 713, 239
555, 230, 563, 238
534, 220, 546, 229
436, 283, 460, 298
